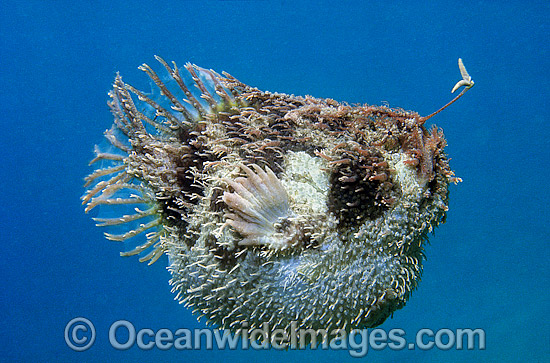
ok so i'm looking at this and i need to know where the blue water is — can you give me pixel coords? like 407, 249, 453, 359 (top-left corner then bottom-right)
1, 1, 548, 362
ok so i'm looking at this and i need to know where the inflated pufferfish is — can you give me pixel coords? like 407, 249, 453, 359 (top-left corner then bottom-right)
83, 57, 473, 336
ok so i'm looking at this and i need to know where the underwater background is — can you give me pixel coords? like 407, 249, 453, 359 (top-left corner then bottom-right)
1, 1, 548, 362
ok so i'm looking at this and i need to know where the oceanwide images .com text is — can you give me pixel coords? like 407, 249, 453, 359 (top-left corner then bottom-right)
65, 317, 485, 356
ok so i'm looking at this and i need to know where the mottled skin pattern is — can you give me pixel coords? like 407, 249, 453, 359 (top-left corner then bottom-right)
83, 57, 459, 340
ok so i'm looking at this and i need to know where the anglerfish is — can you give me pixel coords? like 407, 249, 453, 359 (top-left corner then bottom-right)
83, 57, 473, 339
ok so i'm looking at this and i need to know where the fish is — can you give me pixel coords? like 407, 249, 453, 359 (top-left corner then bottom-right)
82, 56, 473, 340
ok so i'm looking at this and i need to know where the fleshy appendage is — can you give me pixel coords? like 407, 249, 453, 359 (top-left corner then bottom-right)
81, 122, 165, 264
82, 57, 237, 264
222, 164, 304, 251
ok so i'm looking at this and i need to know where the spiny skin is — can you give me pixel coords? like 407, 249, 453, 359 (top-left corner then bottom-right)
82, 57, 458, 338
